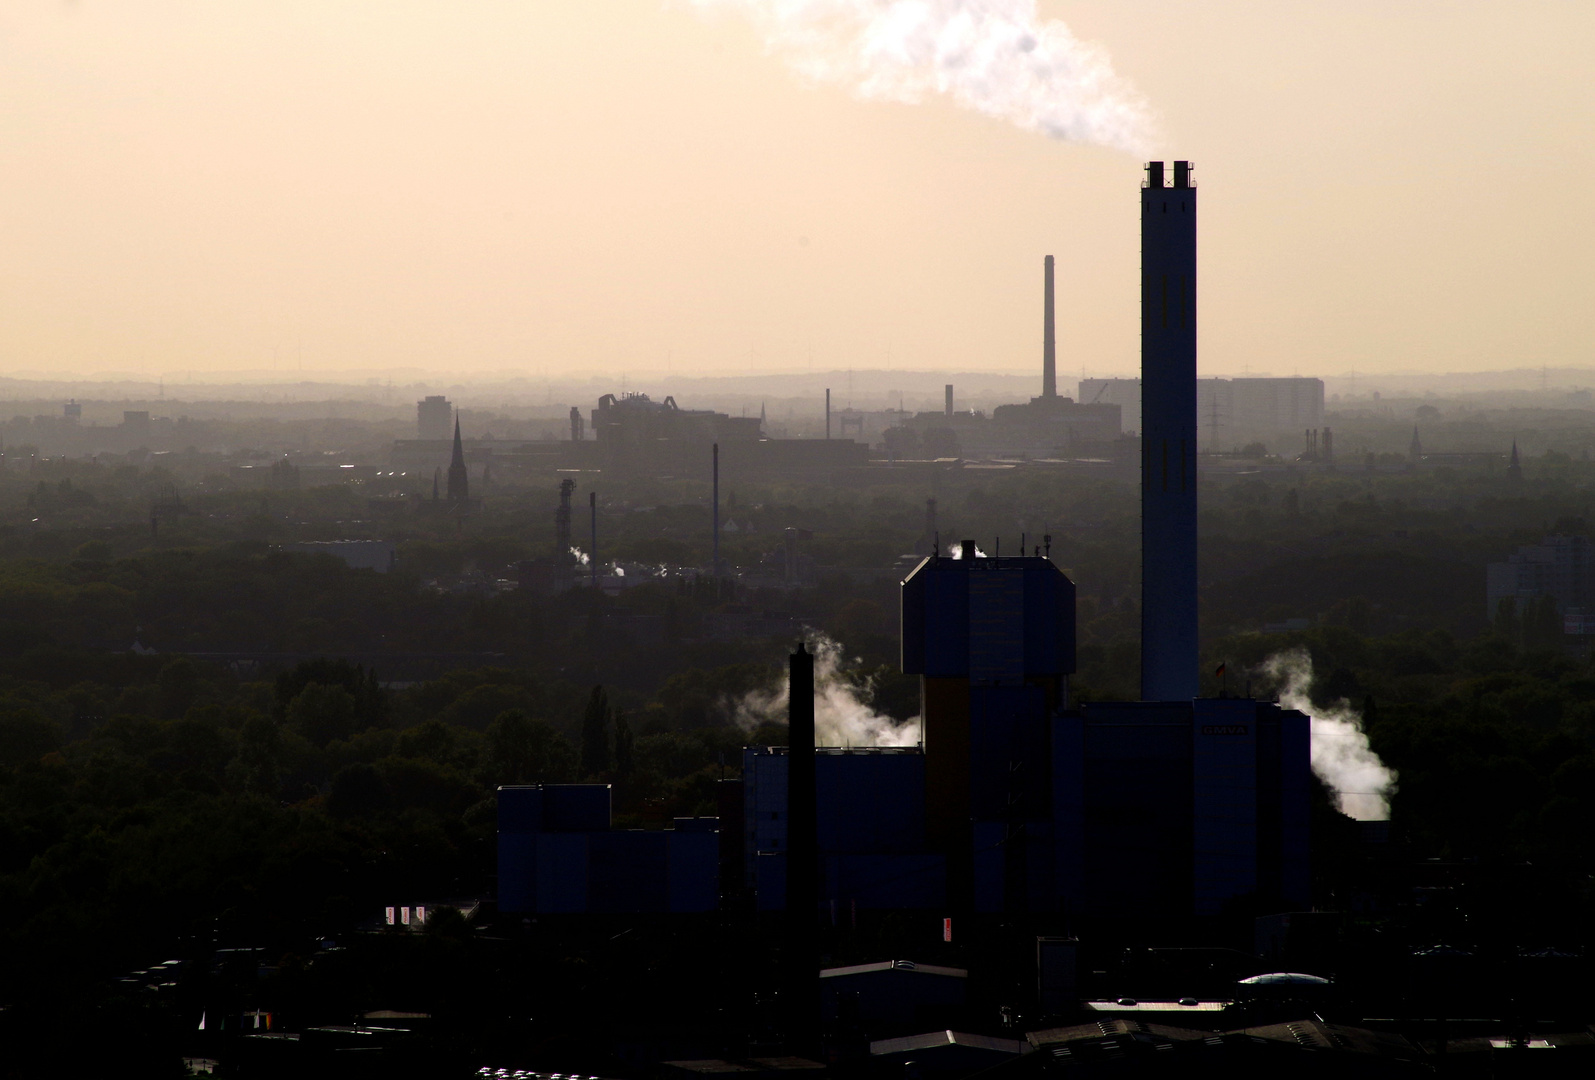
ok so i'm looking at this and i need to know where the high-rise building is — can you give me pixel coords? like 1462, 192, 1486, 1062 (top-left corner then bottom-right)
417, 395, 453, 441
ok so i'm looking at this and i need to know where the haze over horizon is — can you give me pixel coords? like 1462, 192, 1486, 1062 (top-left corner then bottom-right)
2, 2, 1590, 384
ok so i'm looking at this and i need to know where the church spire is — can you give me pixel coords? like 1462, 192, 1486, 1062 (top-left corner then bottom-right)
447, 416, 470, 503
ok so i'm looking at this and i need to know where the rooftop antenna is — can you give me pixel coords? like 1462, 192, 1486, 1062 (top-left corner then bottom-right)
1044, 532, 1052, 559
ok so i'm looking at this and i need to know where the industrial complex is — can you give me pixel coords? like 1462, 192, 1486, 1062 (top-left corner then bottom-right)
491, 163, 1334, 1068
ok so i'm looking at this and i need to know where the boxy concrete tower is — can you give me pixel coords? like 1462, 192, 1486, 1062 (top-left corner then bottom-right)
1140, 160, 1198, 701
901, 550, 1076, 912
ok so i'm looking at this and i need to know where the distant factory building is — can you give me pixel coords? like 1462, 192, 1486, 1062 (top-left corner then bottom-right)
1078, 378, 1143, 433
416, 395, 453, 441
886, 259, 1123, 458
588, 392, 868, 476
1078, 377, 1325, 447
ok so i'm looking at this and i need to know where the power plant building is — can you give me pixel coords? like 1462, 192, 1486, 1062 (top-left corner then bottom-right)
495, 161, 1312, 927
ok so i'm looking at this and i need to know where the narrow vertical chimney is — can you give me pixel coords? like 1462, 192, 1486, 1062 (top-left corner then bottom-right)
1140, 160, 1198, 701
556, 477, 574, 559
1043, 254, 1057, 398
785, 641, 818, 1045
712, 443, 720, 577
945, 384, 954, 418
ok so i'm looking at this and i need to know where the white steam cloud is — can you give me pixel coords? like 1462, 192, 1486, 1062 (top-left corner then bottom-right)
949, 541, 986, 559
1264, 649, 1398, 821
687, 0, 1158, 155
736, 632, 922, 747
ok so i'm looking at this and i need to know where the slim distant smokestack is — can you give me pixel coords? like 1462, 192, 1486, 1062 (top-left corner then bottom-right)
945, 384, 954, 418
785, 641, 817, 1044
1140, 160, 1198, 701
589, 491, 598, 590
712, 443, 721, 576
1043, 254, 1057, 398
825, 389, 831, 440
556, 478, 574, 559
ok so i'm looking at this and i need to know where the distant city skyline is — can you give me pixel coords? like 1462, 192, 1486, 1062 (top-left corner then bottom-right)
1, 3, 1590, 380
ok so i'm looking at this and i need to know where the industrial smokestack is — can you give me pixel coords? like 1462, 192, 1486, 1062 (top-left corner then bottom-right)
590, 491, 598, 590
556, 478, 574, 560
1043, 254, 1057, 398
945, 384, 954, 418
825, 388, 831, 440
712, 443, 721, 577
785, 641, 817, 1045
1140, 160, 1198, 701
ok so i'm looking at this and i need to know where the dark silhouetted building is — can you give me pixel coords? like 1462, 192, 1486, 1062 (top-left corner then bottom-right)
417, 395, 452, 440
497, 785, 718, 914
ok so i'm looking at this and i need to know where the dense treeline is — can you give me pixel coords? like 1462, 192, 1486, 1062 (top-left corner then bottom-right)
0, 645, 809, 1003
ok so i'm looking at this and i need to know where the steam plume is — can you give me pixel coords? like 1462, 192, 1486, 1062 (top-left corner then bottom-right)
688, 0, 1157, 155
1263, 649, 1398, 821
737, 632, 921, 746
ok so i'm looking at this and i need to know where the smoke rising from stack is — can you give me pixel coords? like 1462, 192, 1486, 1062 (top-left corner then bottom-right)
688, 0, 1157, 154
1263, 650, 1399, 821
736, 633, 921, 747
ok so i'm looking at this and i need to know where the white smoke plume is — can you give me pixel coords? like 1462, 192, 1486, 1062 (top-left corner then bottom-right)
736, 632, 922, 746
1263, 649, 1398, 821
686, 0, 1158, 155
569, 545, 591, 566
949, 541, 986, 559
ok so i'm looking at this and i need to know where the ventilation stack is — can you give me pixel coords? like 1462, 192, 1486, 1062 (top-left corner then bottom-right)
1140, 160, 1198, 701
555, 478, 574, 560
785, 642, 818, 1046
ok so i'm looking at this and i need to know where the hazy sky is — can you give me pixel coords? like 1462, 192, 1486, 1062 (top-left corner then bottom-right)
1, 2, 1591, 383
